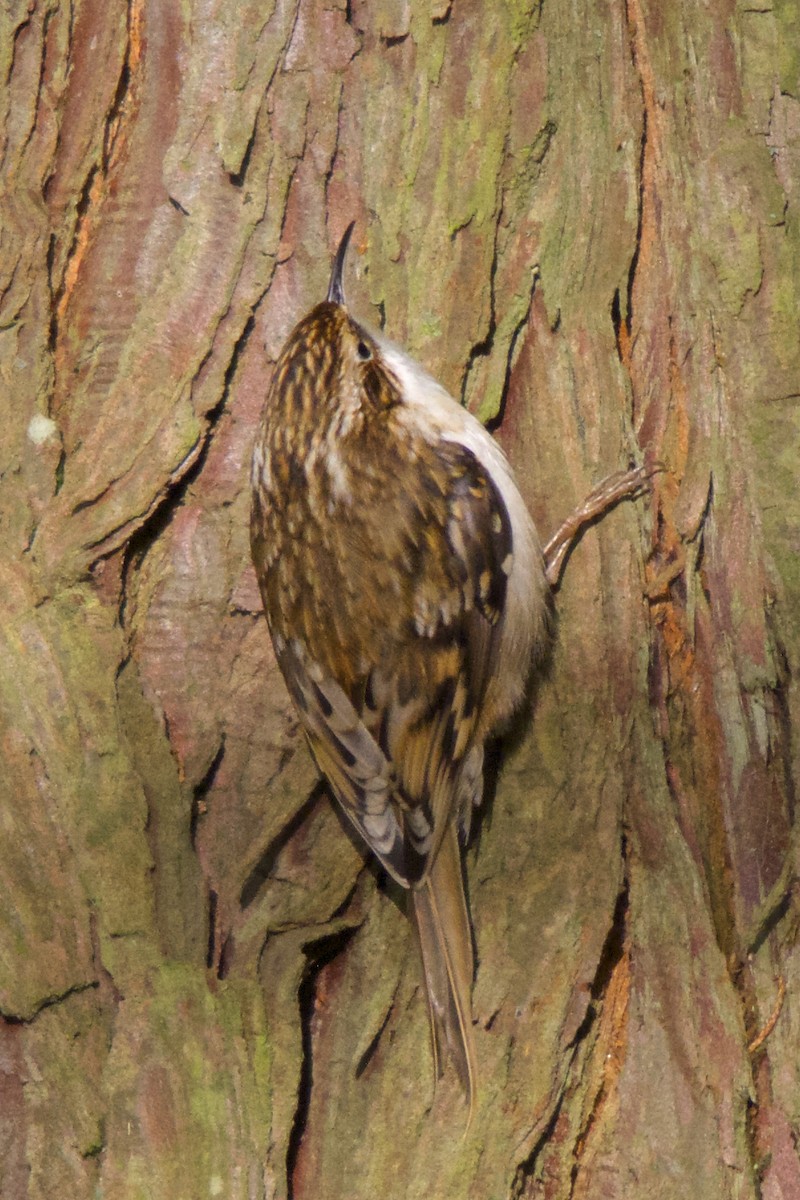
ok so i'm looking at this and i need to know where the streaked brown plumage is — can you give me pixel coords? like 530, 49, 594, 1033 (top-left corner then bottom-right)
250, 224, 653, 1118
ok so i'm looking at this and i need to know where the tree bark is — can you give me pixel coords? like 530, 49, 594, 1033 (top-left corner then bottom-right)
1, 1, 798, 1197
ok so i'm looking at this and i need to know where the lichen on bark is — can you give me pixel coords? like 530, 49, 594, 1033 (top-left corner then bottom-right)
1, 1, 799, 1197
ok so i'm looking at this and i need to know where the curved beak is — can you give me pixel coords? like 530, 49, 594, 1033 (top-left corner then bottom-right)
327, 221, 356, 305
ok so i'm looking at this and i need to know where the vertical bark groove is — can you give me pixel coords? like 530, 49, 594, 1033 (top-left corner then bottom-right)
2, 1, 798, 1196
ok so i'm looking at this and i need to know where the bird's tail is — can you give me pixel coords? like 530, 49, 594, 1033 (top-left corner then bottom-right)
412, 821, 477, 1122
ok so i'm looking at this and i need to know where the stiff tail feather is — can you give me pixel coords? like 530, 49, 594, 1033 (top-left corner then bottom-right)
412, 821, 477, 1123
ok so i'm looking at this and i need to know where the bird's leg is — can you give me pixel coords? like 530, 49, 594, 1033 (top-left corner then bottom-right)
543, 464, 659, 588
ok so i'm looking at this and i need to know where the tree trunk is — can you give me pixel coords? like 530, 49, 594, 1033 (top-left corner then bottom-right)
2, 1, 798, 1197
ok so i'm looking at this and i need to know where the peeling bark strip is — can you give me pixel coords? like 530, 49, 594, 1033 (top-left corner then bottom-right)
621, 2, 799, 1194
1, 0, 799, 1197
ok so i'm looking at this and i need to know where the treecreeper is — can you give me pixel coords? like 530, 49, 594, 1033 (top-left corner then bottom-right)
250, 223, 654, 1121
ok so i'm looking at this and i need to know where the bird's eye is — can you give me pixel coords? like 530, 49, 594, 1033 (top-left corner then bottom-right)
356, 340, 372, 361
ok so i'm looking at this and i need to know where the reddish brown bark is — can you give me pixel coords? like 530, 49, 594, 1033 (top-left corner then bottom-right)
1, 2, 798, 1197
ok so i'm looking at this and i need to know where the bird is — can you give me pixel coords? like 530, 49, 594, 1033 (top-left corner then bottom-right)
250, 222, 652, 1119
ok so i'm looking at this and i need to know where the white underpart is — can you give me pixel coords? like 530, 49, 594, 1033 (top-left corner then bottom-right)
374, 330, 550, 728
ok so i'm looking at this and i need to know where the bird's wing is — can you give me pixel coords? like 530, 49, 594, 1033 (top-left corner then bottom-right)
273, 441, 513, 887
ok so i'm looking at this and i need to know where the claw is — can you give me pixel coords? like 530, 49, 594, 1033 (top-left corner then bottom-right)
543, 462, 664, 588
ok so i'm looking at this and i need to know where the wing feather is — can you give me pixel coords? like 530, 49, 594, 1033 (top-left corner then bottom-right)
270, 442, 513, 887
